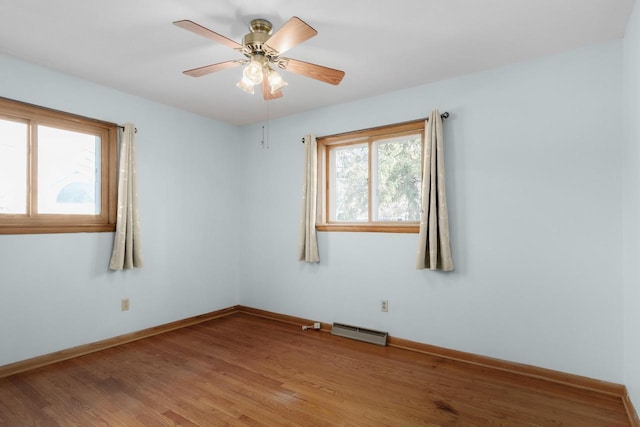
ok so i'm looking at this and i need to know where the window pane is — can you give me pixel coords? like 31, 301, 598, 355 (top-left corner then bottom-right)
0, 119, 27, 214
373, 134, 422, 221
37, 125, 101, 215
330, 143, 369, 221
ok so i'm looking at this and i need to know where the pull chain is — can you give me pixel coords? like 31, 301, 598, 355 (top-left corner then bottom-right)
261, 100, 270, 149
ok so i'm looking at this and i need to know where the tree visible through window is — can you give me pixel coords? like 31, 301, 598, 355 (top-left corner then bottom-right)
374, 135, 422, 222
332, 143, 368, 221
318, 119, 424, 233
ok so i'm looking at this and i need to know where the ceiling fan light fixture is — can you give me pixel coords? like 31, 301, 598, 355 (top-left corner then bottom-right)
243, 58, 264, 85
236, 76, 255, 94
267, 68, 288, 94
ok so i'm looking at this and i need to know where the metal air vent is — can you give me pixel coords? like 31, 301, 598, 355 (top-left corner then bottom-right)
331, 322, 388, 346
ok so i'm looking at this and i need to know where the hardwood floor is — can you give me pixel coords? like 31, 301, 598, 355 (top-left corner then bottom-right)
0, 313, 631, 426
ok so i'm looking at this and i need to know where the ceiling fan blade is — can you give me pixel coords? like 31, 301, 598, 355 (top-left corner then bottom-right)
173, 20, 242, 50
282, 58, 345, 85
183, 60, 242, 78
261, 79, 283, 100
265, 17, 317, 55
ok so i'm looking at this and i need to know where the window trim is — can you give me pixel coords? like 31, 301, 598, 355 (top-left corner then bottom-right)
0, 97, 118, 234
316, 119, 425, 233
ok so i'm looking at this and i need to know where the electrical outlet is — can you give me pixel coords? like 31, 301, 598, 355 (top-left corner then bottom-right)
121, 298, 130, 311
381, 300, 389, 312
313, 322, 321, 330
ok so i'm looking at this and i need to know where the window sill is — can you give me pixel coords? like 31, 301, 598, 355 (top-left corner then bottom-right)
316, 223, 419, 234
0, 223, 116, 235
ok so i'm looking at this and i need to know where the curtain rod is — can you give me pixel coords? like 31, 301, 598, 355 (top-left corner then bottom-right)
301, 112, 449, 143
118, 125, 138, 133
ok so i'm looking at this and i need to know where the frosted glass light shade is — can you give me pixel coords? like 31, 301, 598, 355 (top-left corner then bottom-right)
236, 77, 255, 94
267, 68, 288, 94
243, 60, 264, 85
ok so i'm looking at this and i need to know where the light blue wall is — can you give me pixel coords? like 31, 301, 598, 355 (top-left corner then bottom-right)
238, 41, 625, 383
0, 55, 241, 365
0, 36, 633, 399
623, 0, 640, 412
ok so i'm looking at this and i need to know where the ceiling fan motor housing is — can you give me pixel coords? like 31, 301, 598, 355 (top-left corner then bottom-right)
243, 19, 275, 56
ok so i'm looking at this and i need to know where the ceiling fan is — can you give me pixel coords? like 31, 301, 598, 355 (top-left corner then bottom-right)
174, 17, 346, 100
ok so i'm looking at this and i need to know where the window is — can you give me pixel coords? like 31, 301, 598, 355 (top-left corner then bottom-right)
317, 119, 424, 233
0, 97, 117, 234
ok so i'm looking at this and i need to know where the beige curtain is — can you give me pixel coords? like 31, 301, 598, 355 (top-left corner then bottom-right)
298, 134, 320, 263
416, 110, 454, 271
109, 123, 143, 270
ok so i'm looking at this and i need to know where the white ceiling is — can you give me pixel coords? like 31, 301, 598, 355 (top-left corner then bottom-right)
0, 0, 634, 126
